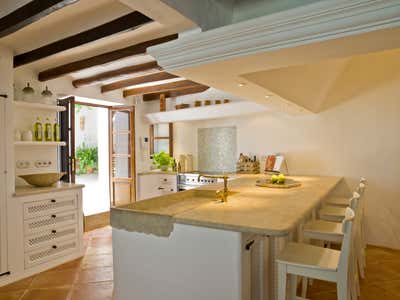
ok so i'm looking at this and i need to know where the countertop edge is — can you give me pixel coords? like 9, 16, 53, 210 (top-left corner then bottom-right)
13, 183, 85, 197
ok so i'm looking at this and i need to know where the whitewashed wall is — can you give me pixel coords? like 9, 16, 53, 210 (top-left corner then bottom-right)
173, 74, 400, 249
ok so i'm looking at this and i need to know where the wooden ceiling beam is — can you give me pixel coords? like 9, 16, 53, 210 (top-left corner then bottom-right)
123, 80, 199, 97
72, 61, 160, 88
38, 34, 178, 81
101, 71, 179, 93
14, 11, 153, 67
0, 0, 79, 39
142, 85, 210, 101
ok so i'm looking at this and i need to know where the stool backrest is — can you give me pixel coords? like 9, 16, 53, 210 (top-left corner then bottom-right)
349, 192, 360, 210
356, 183, 366, 197
338, 207, 355, 278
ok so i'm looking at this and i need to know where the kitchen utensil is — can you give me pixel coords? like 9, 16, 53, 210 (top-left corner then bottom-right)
14, 130, 22, 141
255, 178, 301, 188
22, 130, 33, 141
179, 155, 186, 172
22, 83, 35, 102
41, 86, 54, 104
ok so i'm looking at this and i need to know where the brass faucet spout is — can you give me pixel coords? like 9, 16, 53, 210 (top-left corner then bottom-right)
197, 174, 229, 202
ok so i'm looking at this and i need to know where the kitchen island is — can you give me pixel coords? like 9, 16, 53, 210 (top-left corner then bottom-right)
111, 175, 342, 300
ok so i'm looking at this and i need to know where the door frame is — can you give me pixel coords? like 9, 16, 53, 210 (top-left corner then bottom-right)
108, 106, 136, 207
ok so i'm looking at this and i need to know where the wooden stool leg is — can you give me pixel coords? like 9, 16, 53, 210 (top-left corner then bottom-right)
277, 263, 287, 300
289, 274, 297, 300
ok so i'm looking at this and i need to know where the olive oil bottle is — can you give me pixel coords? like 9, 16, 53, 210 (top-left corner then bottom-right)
53, 118, 60, 142
44, 118, 53, 141
33, 117, 43, 141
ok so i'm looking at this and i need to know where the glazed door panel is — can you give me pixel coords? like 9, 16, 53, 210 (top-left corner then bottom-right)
109, 107, 135, 207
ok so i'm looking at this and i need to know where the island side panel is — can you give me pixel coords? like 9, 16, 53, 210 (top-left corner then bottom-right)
112, 224, 243, 300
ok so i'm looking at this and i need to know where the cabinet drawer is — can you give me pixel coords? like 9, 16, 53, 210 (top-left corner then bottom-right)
24, 211, 78, 235
159, 176, 177, 185
24, 195, 77, 219
25, 239, 78, 269
25, 225, 78, 252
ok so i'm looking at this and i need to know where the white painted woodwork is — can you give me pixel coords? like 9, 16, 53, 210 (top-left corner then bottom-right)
137, 174, 177, 201
0, 188, 84, 287
14, 141, 67, 147
0, 97, 7, 275
149, 0, 400, 70
113, 224, 256, 300
13, 101, 66, 112
146, 101, 267, 124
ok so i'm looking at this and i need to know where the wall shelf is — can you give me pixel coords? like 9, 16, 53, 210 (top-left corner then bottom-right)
146, 101, 267, 124
13, 101, 66, 112
14, 141, 66, 147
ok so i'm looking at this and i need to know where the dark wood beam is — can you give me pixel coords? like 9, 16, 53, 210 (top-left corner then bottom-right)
143, 85, 210, 101
14, 11, 153, 67
123, 80, 199, 97
101, 71, 179, 93
72, 61, 160, 88
0, 0, 79, 39
38, 34, 178, 81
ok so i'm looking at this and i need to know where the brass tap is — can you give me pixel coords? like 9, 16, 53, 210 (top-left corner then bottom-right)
198, 174, 229, 202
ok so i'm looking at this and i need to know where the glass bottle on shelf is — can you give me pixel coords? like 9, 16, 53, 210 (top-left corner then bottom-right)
33, 117, 43, 141
53, 118, 60, 142
44, 118, 53, 141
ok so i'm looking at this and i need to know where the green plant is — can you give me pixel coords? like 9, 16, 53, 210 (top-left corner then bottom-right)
76, 144, 98, 175
75, 104, 92, 114
152, 151, 172, 170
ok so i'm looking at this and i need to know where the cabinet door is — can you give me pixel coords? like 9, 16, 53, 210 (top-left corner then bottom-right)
138, 175, 160, 201
0, 100, 7, 274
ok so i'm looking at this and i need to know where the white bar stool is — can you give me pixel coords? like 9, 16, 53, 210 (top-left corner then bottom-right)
276, 208, 356, 300
325, 178, 366, 207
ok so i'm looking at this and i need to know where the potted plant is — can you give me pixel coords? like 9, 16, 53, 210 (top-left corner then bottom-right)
152, 151, 172, 171
76, 144, 98, 175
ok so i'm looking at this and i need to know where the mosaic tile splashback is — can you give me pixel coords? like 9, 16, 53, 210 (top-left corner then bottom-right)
198, 126, 237, 173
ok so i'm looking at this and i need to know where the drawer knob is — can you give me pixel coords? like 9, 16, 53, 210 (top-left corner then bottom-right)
158, 187, 164, 190
52, 245, 57, 249
52, 230, 57, 234
51, 214, 57, 218
51, 199, 56, 203
164, 179, 167, 182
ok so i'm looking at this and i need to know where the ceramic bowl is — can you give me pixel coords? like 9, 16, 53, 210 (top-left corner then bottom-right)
19, 172, 65, 187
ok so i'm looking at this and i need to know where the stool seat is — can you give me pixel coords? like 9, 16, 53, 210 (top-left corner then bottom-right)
319, 206, 347, 222
303, 220, 343, 243
277, 242, 340, 272
325, 196, 349, 207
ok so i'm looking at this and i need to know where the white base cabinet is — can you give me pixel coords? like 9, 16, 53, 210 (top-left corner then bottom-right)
0, 187, 84, 287
137, 173, 177, 201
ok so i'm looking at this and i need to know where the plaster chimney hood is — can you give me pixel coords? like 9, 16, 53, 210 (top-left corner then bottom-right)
148, 0, 400, 114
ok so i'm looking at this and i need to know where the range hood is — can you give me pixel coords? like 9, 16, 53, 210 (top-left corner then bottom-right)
148, 0, 400, 115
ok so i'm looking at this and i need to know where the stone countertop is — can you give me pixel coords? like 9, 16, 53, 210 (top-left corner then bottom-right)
14, 182, 85, 197
111, 175, 342, 236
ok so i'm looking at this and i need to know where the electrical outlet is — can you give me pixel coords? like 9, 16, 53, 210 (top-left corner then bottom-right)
16, 160, 30, 169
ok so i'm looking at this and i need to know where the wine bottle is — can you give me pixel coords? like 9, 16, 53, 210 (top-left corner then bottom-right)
33, 117, 43, 141
53, 118, 60, 142
44, 118, 52, 141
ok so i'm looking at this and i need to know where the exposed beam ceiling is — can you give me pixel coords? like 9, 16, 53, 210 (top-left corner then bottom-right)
72, 61, 160, 88
0, 0, 79, 39
14, 11, 153, 67
143, 85, 209, 101
101, 71, 179, 93
123, 79, 200, 97
38, 34, 178, 81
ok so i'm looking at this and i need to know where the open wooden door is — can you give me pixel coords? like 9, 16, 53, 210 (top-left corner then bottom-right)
59, 97, 76, 183
109, 106, 135, 207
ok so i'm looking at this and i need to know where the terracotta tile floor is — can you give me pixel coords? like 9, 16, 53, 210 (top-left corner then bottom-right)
0, 226, 399, 299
